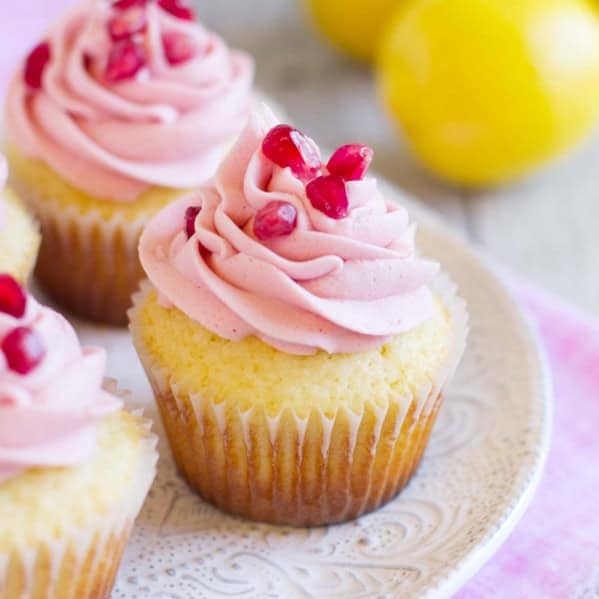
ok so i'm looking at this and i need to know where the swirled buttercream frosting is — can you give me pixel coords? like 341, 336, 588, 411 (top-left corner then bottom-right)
139, 110, 439, 355
0, 277, 121, 482
5, 0, 254, 201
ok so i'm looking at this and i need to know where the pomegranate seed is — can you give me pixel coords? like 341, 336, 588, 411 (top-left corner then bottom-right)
253, 201, 298, 241
112, 0, 146, 9
0, 275, 27, 318
162, 32, 196, 65
24, 41, 51, 90
2, 327, 45, 375
158, 0, 195, 20
184, 205, 201, 238
327, 144, 374, 181
262, 125, 322, 180
306, 175, 349, 219
104, 39, 145, 83
83, 53, 93, 71
108, 7, 147, 41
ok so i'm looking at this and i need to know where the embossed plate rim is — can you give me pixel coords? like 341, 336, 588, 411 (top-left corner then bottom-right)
396, 188, 553, 598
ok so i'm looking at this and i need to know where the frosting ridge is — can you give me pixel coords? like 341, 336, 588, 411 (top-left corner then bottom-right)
140, 111, 439, 355
5, 0, 254, 202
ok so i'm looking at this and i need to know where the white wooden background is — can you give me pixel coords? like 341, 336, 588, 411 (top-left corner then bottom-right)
198, 0, 599, 315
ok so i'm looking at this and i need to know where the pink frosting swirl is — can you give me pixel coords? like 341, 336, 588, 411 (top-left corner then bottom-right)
140, 111, 439, 355
5, 0, 254, 202
0, 293, 121, 482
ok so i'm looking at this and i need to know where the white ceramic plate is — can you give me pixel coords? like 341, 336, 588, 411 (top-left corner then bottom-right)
68, 183, 551, 599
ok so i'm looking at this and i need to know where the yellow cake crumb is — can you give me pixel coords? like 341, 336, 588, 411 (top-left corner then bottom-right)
134, 290, 452, 419
0, 410, 148, 551
0, 187, 40, 281
6, 145, 186, 222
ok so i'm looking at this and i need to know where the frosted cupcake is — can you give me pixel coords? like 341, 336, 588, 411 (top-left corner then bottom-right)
5, 0, 254, 325
0, 274, 157, 597
130, 111, 468, 526
0, 156, 40, 282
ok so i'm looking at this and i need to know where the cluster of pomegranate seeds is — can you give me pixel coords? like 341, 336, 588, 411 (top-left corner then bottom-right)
105, 39, 146, 83
254, 201, 298, 241
108, 6, 147, 41
2, 327, 46, 375
0, 275, 27, 319
0, 275, 46, 376
158, 0, 195, 21
306, 175, 349, 219
162, 31, 196, 65
327, 144, 374, 181
260, 124, 374, 222
23, 41, 51, 90
261, 125, 322, 181
184, 205, 201, 238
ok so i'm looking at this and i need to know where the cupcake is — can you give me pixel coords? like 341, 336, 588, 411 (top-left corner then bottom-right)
5, 0, 255, 325
130, 110, 468, 526
0, 156, 40, 283
0, 274, 157, 597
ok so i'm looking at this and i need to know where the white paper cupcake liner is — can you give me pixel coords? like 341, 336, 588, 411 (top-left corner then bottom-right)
129, 273, 468, 526
10, 179, 154, 326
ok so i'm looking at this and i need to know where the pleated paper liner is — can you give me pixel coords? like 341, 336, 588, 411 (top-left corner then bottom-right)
8, 175, 176, 326
130, 273, 468, 527
0, 405, 157, 599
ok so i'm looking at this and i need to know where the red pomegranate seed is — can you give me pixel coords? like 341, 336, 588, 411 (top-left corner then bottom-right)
2, 327, 46, 375
162, 32, 196, 65
306, 175, 349, 219
108, 7, 147, 41
83, 53, 93, 71
254, 201, 298, 240
0, 275, 27, 318
327, 144, 374, 181
113, 0, 146, 9
184, 205, 201, 238
262, 125, 322, 180
24, 41, 51, 90
158, 0, 195, 20
104, 39, 145, 83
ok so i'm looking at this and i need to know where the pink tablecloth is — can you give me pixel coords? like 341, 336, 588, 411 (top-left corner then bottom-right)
458, 279, 599, 598
1, 4, 598, 597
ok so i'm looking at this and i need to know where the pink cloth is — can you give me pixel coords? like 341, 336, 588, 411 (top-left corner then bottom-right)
0, 1, 75, 93
458, 278, 599, 598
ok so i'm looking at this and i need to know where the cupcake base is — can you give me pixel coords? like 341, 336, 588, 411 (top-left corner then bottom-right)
7, 148, 183, 326
32, 196, 145, 326
0, 409, 157, 598
150, 374, 443, 526
130, 274, 468, 527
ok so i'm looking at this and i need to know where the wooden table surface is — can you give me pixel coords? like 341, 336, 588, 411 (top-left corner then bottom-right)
200, 0, 599, 316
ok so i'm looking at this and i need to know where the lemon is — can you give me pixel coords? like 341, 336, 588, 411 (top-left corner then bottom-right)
377, 0, 599, 186
304, 0, 399, 62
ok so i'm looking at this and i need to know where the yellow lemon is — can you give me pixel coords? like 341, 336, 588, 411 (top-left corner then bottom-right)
377, 0, 599, 186
304, 0, 399, 62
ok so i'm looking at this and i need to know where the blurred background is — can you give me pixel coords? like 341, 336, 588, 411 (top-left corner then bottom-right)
2, 0, 598, 314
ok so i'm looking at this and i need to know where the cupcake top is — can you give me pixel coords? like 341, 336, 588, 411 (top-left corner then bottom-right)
0, 275, 121, 482
140, 109, 439, 355
5, 0, 254, 202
